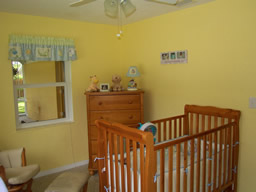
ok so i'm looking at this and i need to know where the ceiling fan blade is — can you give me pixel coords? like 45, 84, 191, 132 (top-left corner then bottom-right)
104, 0, 118, 18
69, 0, 96, 7
121, 0, 136, 17
146, 0, 178, 5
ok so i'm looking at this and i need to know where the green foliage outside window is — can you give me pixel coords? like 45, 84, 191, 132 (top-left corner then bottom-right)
18, 101, 25, 114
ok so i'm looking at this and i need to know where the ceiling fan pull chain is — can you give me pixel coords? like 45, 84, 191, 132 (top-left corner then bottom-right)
117, 0, 123, 39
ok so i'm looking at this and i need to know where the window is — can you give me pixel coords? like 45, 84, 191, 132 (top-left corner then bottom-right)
12, 61, 73, 129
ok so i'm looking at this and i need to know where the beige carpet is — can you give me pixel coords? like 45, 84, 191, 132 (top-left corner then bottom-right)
32, 165, 99, 192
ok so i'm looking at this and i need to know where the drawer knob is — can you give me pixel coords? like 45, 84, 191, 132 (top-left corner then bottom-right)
99, 116, 104, 119
128, 100, 133, 104
98, 102, 103, 105
129, 115, 133, 119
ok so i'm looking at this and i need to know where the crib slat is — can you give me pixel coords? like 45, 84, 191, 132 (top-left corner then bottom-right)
133, 141, 138, 192
213, 130, 218, 190
207, 116, 212, 192
196, 137, 201, 192
154, 150, 157, 191
223, 125, 227, 186
202, 135, 207, 192
108, 133, 115, 192
160, 148, 165, 192
233, 121, 239, 192
140, 144, 144, 192
179, 117, 182, 137
218, 129, 223, 188
126, 139, 131, 192
103, 130, 110, 188
114, 135, 120, 192
190, 139, 195, 192
201, 114, 206, 192
190, 113, 194, 135
196, 113, 199, 134
169, 120, 172, 140
232, 123, 236, 182
157, 122, 161, 142
227, 119, 232, 182
183, 115, 188, 136
168, 146, 173, 192
164, 121, 167, 141
119, 136, 125, 192
201, 115, 205, 132
176, 143, 181, 192
183, 141, 188, 192
218, 118, 225, 188
174, 119, 177, 138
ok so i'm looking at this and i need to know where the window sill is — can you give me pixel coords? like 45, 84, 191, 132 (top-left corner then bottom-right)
16, 117, 74, 130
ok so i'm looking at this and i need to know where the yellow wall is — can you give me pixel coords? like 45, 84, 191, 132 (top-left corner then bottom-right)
0, 12, 121, 171
120, 0, 256, 190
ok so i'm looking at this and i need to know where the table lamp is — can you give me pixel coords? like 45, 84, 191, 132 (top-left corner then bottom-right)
126, 66, 140, 91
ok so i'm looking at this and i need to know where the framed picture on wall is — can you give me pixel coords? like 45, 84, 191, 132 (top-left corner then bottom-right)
161, 50, 188, 64
170, 52, 176, 60
161, 52, 170, 64
100, 83, 110, 92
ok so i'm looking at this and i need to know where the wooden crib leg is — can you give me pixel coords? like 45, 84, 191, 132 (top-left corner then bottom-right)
223, 186, 233, 192
82, 182, 88, 192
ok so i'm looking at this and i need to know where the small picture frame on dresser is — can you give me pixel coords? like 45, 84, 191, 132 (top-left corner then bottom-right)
100, 83, 110, 92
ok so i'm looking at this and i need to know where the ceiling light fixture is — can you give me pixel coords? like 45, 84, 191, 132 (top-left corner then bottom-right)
104, 0, 136, 39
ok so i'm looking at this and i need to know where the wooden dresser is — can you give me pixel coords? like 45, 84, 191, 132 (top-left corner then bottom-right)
85, 90, 144, 174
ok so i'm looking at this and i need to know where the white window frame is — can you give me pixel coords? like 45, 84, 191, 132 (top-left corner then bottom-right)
13, 61, 73, 129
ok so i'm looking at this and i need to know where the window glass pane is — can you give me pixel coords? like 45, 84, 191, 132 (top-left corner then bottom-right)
18, 86, 66, 124
17, 88, 26, 115
18, 100, 26, 114
13, 61, 65, 84
13, 61, 24, 84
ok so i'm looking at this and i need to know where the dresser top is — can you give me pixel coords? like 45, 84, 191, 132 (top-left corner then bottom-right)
85, 90, 144, 96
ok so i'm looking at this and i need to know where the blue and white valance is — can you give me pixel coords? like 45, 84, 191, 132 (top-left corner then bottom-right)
8, 35, 77, 62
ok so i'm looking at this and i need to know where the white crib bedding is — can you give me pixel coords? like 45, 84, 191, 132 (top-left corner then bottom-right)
108, 141, 229, 192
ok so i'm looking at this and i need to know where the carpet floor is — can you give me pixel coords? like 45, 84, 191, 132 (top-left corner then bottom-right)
32, 164, 99, 192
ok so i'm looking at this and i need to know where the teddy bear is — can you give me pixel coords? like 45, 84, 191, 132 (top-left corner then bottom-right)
86, 75, 99, 92
111, 74, 124, 92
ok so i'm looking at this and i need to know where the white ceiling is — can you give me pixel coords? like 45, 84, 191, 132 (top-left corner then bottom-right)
0, 0, 214, 25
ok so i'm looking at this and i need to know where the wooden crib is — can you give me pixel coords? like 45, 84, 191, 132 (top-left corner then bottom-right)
95, 105, 240, 192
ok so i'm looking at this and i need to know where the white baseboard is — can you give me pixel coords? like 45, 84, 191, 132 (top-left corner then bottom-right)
35, 160, 89, 178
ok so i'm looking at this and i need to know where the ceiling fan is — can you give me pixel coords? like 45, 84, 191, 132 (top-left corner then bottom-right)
69, 0, 192, 38
69, 0, 191, 18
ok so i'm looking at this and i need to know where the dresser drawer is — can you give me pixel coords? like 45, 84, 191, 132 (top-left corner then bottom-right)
90, 110, 141, 125
89, 95, 141, 110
